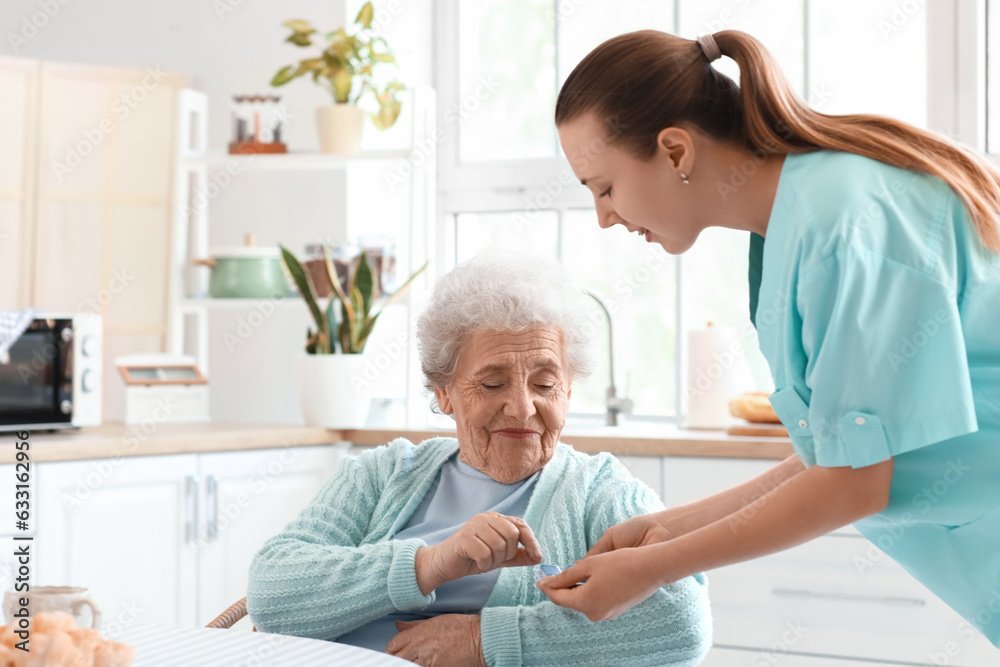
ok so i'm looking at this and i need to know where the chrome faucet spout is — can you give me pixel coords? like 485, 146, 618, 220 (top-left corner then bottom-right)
586, 291, 632, 426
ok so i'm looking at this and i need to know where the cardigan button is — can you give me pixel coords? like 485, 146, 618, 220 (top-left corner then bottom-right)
797, 419, 808, 429
855, 416, 866, 425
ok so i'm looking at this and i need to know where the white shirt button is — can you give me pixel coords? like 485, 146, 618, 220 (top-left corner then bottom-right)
855, 416, 866, 425
798, 419, 808, 429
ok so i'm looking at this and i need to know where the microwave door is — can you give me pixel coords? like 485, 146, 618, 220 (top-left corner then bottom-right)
0, 320, 73, 427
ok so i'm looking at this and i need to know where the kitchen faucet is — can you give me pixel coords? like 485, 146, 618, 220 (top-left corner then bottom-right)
587, 291, 634, 426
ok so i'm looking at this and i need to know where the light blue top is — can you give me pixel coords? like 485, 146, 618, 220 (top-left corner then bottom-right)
335, 452, 540, 652
750, 149, 1000, 646
247, 437, 712, 667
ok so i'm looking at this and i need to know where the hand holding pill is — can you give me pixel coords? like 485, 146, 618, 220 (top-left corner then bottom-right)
415, 511, 543, 595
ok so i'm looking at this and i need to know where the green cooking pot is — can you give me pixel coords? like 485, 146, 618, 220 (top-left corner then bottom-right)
203, 246, 289, 299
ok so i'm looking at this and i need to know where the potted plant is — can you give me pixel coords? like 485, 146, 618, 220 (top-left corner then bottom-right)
280, 245, 426, 427
271, 2, 405, 154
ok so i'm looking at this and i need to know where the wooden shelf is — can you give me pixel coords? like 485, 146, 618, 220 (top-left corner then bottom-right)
179, 295, 402, 310
180, 297, 301, 310
186, 148, 413, 170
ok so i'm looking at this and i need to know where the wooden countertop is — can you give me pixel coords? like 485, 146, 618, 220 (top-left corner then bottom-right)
2, 423, 793, 464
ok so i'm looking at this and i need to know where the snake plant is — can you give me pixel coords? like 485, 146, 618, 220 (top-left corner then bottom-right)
280, 245, 427, 354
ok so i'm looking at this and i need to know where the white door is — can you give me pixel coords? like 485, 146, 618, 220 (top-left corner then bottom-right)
196, 445, 345, 627
0, 56, 39, 309
34, 454, 198, 629
33, 61, 185, 420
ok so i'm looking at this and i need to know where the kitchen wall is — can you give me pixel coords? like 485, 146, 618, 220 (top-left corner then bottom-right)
1, 0, 435, 423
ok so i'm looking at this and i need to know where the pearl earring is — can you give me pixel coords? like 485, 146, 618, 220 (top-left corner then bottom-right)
681, 173, 690, 185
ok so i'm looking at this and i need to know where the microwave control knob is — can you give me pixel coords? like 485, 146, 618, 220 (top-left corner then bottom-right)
61, 328, 73, 343
60, 400, 72, 415
81, 369, 97, 393
81, 335, 98, 357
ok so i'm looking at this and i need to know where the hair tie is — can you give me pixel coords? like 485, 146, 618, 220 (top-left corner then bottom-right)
696, 33, 722, 63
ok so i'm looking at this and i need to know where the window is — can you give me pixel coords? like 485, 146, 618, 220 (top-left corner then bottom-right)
435, 0, 937, 423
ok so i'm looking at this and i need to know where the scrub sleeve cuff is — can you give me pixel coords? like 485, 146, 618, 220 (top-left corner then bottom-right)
388, 538, 435, 611
481, 606, 522, 667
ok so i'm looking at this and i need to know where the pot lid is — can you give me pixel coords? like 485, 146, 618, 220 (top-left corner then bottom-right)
209, 246, 281, 259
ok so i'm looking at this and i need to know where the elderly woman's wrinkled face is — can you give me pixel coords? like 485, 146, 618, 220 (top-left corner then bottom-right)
434, 326, 572, 484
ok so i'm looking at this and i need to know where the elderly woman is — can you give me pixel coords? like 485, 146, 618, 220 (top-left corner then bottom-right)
246, 251, 711, 666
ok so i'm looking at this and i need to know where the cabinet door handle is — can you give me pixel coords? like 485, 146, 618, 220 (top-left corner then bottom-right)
772, 587, 926, 607
206, 474, 219, 543
184, 475, 198, 544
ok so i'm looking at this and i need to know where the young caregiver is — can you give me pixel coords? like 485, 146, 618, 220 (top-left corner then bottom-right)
537, 29, 1000, 647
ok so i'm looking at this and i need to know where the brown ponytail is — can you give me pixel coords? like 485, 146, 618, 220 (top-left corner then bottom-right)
555, 29, 1000, 252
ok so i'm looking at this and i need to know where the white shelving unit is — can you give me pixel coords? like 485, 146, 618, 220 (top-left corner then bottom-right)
165, 87, 437, 426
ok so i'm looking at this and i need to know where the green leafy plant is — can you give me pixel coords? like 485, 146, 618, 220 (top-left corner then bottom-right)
280, 245, 427, 354
271, 2, 405, 130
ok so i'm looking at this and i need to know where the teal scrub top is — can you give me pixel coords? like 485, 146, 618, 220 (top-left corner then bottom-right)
749, 149, 1000, 647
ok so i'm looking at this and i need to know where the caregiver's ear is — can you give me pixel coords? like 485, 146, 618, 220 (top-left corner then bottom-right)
655, 125, 695, 174
434, 386, 454, 415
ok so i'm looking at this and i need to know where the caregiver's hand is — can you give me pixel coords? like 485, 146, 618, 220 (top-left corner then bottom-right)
536, 546, 667, 622
387, 616, 487, 667
586, 511, 674, 556
415, 512, 542, 594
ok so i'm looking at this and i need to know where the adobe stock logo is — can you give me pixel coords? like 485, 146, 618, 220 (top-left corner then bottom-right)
7, 0, 73, 53
886, 309, 949, 373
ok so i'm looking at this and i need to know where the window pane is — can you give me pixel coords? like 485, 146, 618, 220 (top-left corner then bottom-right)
683, 227, 773, 394
455, 211, 559, 264
458, 0, 557, 161
809, 0, 927, 127
562, 210, 678, 417
557, 1, 676, 90
678, 0, 805, 101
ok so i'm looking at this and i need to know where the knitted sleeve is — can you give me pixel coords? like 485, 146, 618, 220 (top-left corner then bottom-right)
480, 455, 712, 667
246, 446, 434, 640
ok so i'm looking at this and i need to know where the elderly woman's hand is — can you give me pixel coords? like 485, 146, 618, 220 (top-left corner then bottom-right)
415, 512, 543, 594
387, 615, 486, 667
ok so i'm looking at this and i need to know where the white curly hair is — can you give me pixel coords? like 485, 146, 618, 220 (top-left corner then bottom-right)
417, 248, 597, 413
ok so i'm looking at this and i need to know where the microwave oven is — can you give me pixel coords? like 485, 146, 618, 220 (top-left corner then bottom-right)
0, 313, 102, 432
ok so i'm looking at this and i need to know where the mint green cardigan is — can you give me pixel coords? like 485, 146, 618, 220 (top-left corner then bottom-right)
247, 437, 712, 666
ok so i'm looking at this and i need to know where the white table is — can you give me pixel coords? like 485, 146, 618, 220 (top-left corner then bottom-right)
114, 623, 412, 666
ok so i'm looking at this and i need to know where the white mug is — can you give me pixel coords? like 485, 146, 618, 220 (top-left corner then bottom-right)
3, 586, 102, 629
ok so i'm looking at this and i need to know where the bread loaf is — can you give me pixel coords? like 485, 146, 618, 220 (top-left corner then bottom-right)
727, 391, 782, 423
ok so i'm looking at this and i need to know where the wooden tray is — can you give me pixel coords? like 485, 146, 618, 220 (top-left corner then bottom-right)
726, 423, 789, 437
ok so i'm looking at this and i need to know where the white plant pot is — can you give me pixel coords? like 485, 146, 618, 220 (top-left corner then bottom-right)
315, 104, 365, 154
296, 354, 372, 428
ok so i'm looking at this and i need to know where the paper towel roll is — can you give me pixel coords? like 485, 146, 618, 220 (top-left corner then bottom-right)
685, 323, 755, 429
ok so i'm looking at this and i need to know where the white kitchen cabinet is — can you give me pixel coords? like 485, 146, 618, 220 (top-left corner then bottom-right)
34, 454, 198, 628
661, 457, 998, 666
32, 444, 344, 629
196, 445, 344, 628
614, 455, 664, 501
701, 646, 908, 666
